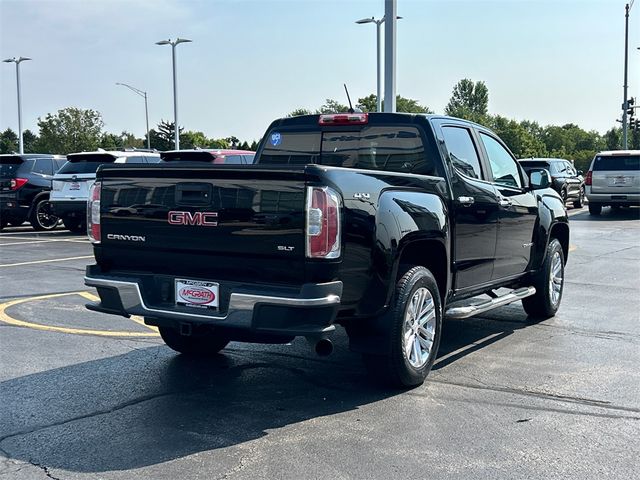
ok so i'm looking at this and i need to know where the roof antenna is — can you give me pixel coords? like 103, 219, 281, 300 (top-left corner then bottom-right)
344, 83, 355, 113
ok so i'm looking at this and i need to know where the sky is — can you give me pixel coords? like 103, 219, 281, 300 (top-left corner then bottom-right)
0, 0, 639, 142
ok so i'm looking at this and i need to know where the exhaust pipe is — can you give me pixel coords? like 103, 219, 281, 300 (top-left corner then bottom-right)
314, 338, 333, 357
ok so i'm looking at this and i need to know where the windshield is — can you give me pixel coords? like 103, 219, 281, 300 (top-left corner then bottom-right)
593, 155, 640, 171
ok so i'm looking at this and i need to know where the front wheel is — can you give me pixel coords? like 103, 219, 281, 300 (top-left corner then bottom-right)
363, 266, 442, 388
30, 198, 59, 231
522, 238, 565, 319
159, 326, 230, 356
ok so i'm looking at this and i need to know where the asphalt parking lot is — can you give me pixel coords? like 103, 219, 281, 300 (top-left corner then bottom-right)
1, 207, 639, 480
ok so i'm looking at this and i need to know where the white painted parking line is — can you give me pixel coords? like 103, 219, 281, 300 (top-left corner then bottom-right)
0, 238, 89, 246
0, 255, 94, 268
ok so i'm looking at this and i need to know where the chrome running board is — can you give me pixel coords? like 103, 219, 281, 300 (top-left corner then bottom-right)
445, 287, 536, 319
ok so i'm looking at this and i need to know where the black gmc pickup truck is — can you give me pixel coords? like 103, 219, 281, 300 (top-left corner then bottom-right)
85, 113, 569, 387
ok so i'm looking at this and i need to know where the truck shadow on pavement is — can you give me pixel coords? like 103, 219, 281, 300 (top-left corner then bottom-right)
569, 207, 640, 222
0, 309, 533, 473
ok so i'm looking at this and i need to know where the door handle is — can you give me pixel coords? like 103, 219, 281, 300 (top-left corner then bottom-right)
457, 196, 475, 206
499, 198, 512, 208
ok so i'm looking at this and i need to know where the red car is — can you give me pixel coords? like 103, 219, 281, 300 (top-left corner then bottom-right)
161, 149, 255, 165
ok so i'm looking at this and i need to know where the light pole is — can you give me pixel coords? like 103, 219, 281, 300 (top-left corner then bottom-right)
356, 15, 402, 112
156, 38, 192, 150
622, 1, 634, 149
116, 82, 150, 149
3, 56, 31, 154
384, 0, 398, 113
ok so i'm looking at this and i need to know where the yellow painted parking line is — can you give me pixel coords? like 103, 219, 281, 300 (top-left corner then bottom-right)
0, 291, 159, 337
77, 291, 158, 333
0, 255, 93, 268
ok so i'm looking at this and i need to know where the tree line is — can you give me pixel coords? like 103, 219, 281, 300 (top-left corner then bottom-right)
2, 79, 637, 172
0, 107, 259, 156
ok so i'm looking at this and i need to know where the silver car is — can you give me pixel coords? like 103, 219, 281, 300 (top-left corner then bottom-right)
586, 150, 640, 215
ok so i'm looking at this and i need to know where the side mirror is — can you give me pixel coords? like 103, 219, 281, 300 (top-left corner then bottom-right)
529, 169, 551, 190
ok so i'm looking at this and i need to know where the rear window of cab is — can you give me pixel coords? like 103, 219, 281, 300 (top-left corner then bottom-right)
257, 126, 438, 176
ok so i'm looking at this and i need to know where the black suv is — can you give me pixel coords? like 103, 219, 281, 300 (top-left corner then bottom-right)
519, 158, 585, 208
0, 154, 67, 230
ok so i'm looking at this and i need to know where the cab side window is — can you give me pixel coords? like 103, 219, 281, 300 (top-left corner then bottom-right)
479, 133, 522, 188
441, 126, 483, 179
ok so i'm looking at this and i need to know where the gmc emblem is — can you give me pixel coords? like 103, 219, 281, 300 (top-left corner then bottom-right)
168, 211, 218, 226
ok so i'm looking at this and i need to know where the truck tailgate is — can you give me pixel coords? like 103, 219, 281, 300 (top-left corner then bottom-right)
97, 165, 310, 284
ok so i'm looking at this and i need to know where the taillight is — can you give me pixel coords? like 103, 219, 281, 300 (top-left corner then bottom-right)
87, 181, 101, 243
318, 113, 368, 125
306, 186, 341, 259
10, 178, 28, 190
585, 170, 593, 186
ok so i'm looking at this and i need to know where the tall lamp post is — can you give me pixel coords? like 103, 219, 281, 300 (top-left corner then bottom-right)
155, 38, 192, 150
116, 82, 150, 149
622, 1, 635, 149
2, 56, 32, 154
355, 15, 402, 112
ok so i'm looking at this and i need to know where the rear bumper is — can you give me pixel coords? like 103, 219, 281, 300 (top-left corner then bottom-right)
585, 188, 640, 205
84, 267, 342, 337
50, 200, 86, 217
0, 197, 29, 222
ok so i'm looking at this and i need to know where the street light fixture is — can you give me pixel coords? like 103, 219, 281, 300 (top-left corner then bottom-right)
3, 56, 32, 154
155, 37, 192, 149
355, 15, 401, 112
116, 82, 150, 149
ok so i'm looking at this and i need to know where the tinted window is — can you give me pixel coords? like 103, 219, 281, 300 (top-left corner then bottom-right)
243, 154, 255, 164
593, 155, 640, 171
224, 155, 244, 165
124, 156, 146, 164
480, 133, 522, 188
58, 155, 115, 174
442, 126, 483, 179
0, 157, 26, 177
258, 132, 321, 165
520, 161, 550, 172
321, 126, 433, 175
33, 159, 53, 175
145, 156, 161, 163
54, 159, 67, 171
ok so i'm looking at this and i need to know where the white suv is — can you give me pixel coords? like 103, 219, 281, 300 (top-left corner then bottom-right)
50, 149, 160, 232
585, 150, 640, 215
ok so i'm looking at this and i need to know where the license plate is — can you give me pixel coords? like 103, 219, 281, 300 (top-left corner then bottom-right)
69, 182, 81, 190
175, 279, 219, 309
613, 176, 627, 185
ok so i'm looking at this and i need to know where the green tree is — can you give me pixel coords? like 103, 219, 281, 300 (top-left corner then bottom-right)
22, 129, 39, 153
357, 94, 433, 114
287, 108, 314, 117
603, 128, 621, 151
0, 128, 18, 154
318, 99, 350, 114
250, 140, 259, 151
36, 107, 104, 154
181, 131, 209, 149
445, 79, 489, 121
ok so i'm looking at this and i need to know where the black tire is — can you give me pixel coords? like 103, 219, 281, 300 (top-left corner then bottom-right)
572, 187, 584, 208
30, 198, 59, 231
63, 217, 86, 233
362, 266, 442, 388
522, 238, 565, 319
159, 326, 229, 356
588, 203, 602, 215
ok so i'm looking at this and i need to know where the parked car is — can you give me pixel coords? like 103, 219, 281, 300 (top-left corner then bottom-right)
585, 150, 640, 215
50, 149, 160, 233
84, 113, 569, 388
519, 158, 585, 208
161, 149, 255, 164
0, 154, 67, 230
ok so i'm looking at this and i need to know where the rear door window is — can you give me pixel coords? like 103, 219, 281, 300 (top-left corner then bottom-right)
441, 126, 483, 179
33, 158, 53, 175
593, 155, 640, 171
